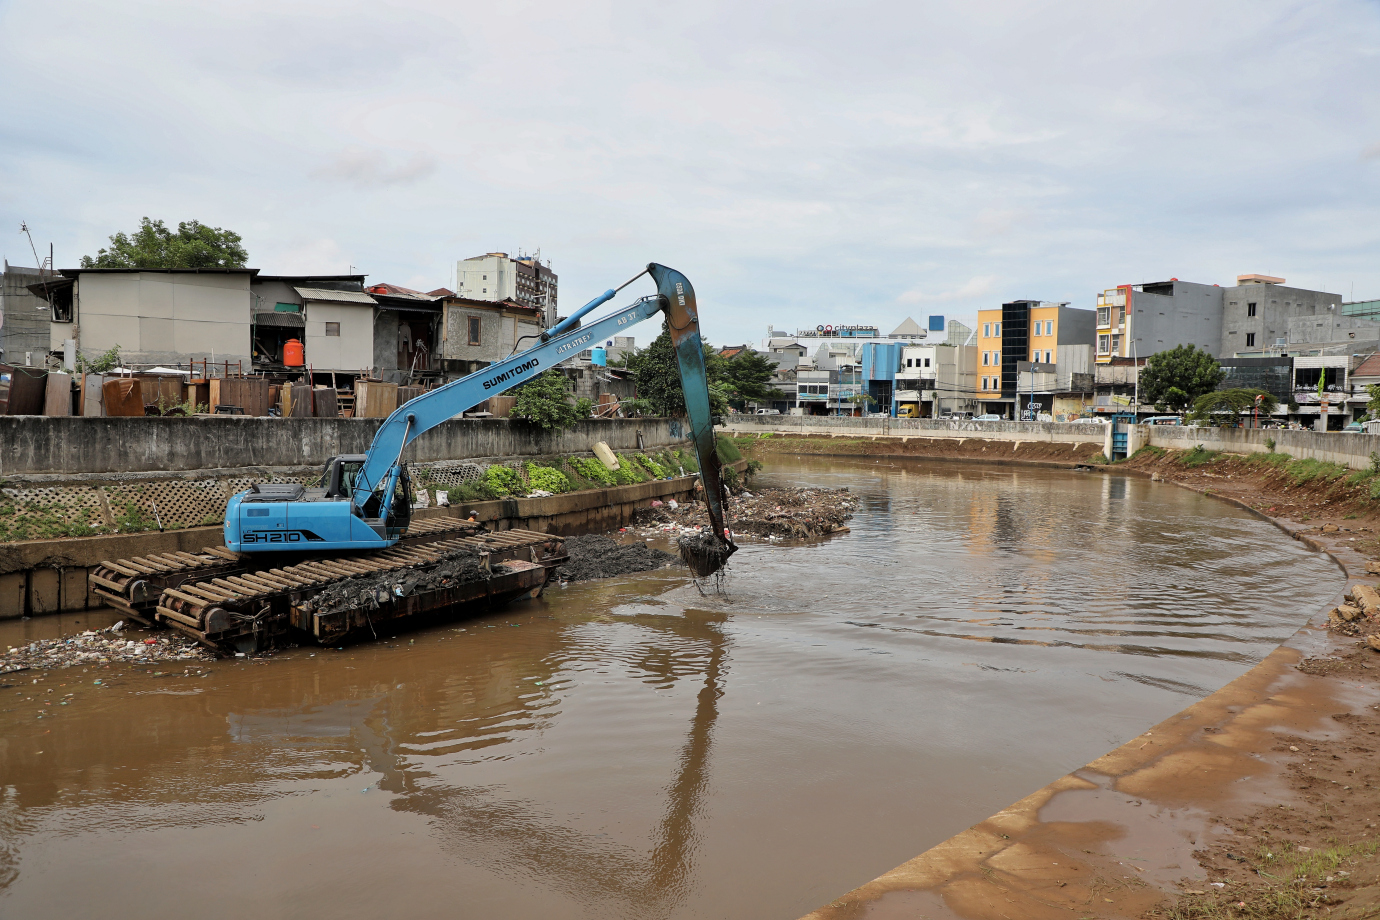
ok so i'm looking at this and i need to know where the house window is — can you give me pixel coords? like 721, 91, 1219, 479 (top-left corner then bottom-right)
982, 377, 988, 391
325, 322, 340, 337
468, 316, 482, 346
924, 358, 930, 368
993, 352, 999, 365
1097, 307, 1110, 326
1247, 302, 1257, 317
982, 351, 990, 366
906, 358, 913, 367
1045, 320, 1053, 336
983, 323, 991, 337
1098, 334, 1110, 354
994, 323, 1001, 336
1044, 350, 1052, 363
1246, 332, 1256, 347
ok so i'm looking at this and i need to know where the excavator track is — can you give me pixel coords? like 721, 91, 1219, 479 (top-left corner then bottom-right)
90, 520, 566, 653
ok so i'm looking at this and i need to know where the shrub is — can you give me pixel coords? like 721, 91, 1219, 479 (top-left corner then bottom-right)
715, 435, 743, 464
1180, 445, 1220, 467
635, 454, 668, 478
567, 456, 616, 487
1265, 437, 1276, 452
483, 465, 525, 497
447, 481, 500, 504
613, 457, 650, 485
525, 463, 571, 494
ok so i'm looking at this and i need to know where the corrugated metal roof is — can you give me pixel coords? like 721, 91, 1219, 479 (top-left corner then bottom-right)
294, 287, 377, 304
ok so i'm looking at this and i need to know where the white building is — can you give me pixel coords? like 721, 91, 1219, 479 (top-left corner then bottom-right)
894, 344, 978, 417
455, 252, 558, 327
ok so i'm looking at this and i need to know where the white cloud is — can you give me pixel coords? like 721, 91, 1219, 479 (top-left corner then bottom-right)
2, 0, 1380, 347
897, 276, 997, 305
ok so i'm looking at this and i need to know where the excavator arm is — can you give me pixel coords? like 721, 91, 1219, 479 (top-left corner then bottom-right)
226, 263, 735, 574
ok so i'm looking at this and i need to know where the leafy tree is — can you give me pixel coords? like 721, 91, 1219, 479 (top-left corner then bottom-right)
721, 350, 779, 405
1139, 345, 1223, 411
1187, 388, 1278, 426
510, 369, 590, 430
1367, 383, 1380, 420
81, 217, 248, 269
75, 344, 123, 374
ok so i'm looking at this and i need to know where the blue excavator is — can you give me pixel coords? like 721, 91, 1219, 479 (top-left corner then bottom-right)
224, 263, 736, 575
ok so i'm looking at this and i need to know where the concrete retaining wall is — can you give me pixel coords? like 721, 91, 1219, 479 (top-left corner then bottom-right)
724, 414, 1108, 444
0, 417, 688, 477
1147, 425, 1380, 470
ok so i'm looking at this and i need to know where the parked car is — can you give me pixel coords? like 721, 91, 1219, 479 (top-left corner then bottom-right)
756, 408, 780, 416
1141, 416, 1182, 426
1343, 421, 1363, 432
973, 413, 1003, 421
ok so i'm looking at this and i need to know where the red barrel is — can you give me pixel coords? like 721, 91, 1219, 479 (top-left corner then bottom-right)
283, 339, 305, 367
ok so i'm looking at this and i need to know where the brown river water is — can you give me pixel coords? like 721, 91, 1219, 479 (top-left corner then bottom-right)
0, 457, 1344, 919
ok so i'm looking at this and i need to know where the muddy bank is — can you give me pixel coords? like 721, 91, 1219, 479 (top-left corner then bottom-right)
793, 449, 1380, 920
632, 486, 856, 540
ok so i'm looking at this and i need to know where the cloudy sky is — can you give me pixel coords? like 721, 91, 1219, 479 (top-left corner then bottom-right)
2, 0, 1379, 347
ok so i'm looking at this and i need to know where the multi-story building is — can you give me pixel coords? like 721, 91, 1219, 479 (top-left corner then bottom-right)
455, 252, 558, 327
437, 294, 544, 377
1219, 275, 1343, 356
976, 301, 1095, 416
1, 263, 54, 367
894, 344, 978, 417
1092, 275, 1343, 363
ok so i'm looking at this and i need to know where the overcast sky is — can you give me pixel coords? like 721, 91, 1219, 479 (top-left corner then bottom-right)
2, 0, 1379, 347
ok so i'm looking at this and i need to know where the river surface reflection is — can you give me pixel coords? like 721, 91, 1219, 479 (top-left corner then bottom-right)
0, 457, 1343, 919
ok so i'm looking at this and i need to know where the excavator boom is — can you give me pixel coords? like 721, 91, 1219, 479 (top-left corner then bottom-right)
224, 263, 736, 574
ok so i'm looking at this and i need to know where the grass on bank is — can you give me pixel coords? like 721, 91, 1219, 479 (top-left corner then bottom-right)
1150, 839, 1379, 919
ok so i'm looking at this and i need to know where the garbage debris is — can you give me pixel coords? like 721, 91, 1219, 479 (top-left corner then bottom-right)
555, 535, 680, 582
1, 622, 213, 672
632, 486, 855, 541
301, 551, 490, 617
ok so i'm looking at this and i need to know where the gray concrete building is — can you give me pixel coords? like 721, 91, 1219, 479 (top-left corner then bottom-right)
438, 294, 544, 376
1094, 280, 1223, 364
1, 263, 54, 366
1219, 274, 1343, 356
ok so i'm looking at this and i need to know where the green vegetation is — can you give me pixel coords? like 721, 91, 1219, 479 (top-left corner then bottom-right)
510, 370, 591, 431
81, 217, 248, 269
567, 456, 616, 487
634, 453, 669, 478
1187, 388, 1279, 426
76, 344, 123, 374
483, 465, 525, 497
446, 482, 500, 504
1180, 445, 1221, 467
1151, 839, 1378, 919
1090, 452, 1110, 465
1128, 445, 1166, 461
524, 462, 572, 494
1281, 457, 1349, 485
622, 326, 777, 416
0, 496, 106, 541
714, 435, 743, 464
1140, 344, 1224, 412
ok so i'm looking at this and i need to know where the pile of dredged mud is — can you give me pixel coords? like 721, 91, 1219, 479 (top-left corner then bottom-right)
555, 535, 681, 583
301, 551, 489, 617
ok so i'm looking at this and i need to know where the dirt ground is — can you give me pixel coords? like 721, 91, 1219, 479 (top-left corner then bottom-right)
742, 434, 1380, 920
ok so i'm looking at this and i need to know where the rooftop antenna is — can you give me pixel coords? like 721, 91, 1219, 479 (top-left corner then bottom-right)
19, 221, 52, 306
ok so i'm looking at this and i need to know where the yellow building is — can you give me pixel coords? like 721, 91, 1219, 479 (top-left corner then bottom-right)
975, 301, 1096, 416
1093, 286, 1130, 364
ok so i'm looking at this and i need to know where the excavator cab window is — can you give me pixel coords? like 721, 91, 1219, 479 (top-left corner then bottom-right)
387, 465, 412, 533
322, 457, 366, 500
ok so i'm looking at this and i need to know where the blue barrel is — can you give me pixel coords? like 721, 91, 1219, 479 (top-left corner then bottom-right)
591, 347, 607, 366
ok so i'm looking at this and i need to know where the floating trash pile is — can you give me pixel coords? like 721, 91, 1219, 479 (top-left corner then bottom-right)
2, 622, 214, 673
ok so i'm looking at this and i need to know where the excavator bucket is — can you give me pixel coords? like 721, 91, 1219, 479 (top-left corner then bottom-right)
647, 263, 737, 577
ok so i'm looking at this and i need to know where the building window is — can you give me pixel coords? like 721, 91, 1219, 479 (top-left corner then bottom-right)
1098, 334, 1110, 354
924, 358, 930, 368
993, 352, 999, 364
1247, 302, 1257, 317
1045, 320, 1053, 336
983, 323, 991, 337
468, 316, 482, 346
1246, 332, 1256, 347
981, 377, 988, 391
982, 351, 990, 366
906, 358, 913, 367
994, 323, 1001, 336
1097, 307, 1110, 327
325, 322, 340, 337
1044, 350, 1052, 363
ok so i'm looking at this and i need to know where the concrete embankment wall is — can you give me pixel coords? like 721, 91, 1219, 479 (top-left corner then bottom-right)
724, 415, 1108, 445
0, 416, 688, 477
1146, 425, 1380, 470
0, 460, 747, 620
727, 415, 1380, 472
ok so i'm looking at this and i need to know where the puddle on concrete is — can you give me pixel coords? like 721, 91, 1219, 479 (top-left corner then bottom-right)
0, 457, 1343, 919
